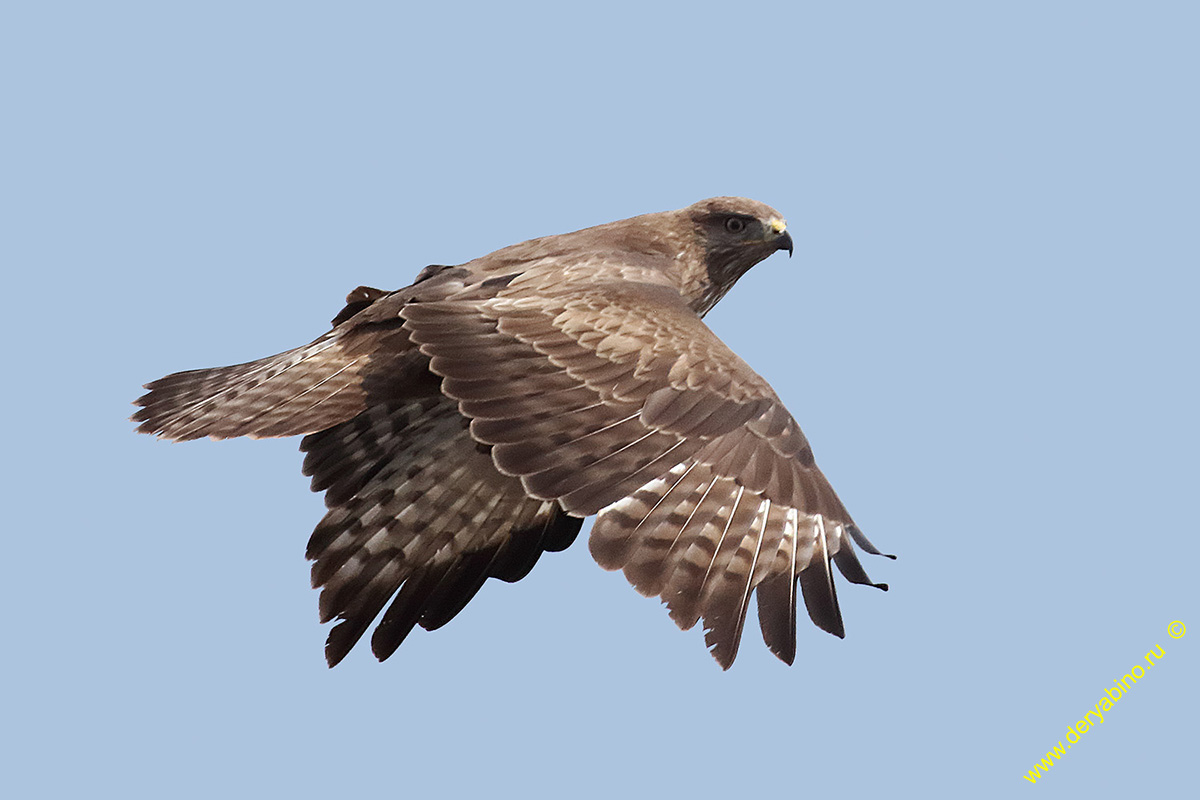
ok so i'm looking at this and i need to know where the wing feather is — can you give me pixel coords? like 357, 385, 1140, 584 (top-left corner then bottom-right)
300, 395, 582, 666
403, 283, 888, 667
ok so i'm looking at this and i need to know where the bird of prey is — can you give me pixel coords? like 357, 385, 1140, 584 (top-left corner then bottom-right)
134, 196, 891, 669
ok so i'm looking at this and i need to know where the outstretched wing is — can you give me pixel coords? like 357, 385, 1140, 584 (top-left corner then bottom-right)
300, 395, 582, 666
135, 282, 587, 666
403, 276, 890, 668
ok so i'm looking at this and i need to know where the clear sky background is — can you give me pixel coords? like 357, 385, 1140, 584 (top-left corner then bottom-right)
3, 2, 1196, 797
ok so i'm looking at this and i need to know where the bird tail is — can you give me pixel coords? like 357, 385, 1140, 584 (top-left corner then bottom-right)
132, 335, 372, 441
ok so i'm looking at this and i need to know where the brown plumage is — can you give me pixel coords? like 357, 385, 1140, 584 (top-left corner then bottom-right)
133, 197, 892, 669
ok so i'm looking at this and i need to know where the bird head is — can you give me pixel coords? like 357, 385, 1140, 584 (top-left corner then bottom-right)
685, 196, 793, 312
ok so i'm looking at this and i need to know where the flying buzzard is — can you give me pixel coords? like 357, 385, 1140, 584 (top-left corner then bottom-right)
134, 197, 891, 669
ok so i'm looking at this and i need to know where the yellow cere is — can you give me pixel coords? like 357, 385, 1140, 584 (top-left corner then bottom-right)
769, 217, 787, 234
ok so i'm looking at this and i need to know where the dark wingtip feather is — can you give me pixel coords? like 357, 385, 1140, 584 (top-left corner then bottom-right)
417, 550, 497, 632
704, 624, 743, 670
541, 511, 584, 552
489, 525, 552, 584
832, 542, 890, 592
702, 600, 748, 670
419, 510, 581, 632
755, 573, 797, 666
709, 645, 736, 671
490, 512, 582, 582
371, 566, 452, 662
797, 562, 844, 639
326, 619, 368, 668
847, 524, 897, 560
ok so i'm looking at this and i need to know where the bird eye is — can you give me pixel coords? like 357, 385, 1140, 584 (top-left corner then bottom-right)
724, 217, 746, 234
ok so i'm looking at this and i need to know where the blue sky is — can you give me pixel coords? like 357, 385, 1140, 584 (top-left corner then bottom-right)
4, 2, 1196, 797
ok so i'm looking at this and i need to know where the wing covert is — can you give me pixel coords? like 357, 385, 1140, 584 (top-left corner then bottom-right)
402, 281, 890, 668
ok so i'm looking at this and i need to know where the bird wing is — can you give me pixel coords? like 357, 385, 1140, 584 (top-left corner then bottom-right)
300, 394, 581, 666
402, 272, 890, 668
135, 279, 588, 666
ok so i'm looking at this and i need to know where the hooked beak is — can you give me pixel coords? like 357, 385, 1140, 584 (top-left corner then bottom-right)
766, 217, 792, 257
776, 230, 793, 257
